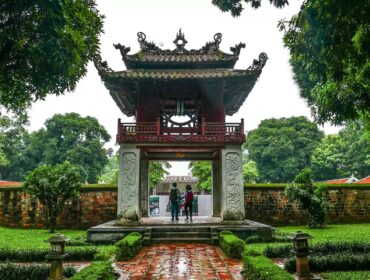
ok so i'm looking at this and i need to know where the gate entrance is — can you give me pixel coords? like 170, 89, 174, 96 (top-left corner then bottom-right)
95, 30, 268, 223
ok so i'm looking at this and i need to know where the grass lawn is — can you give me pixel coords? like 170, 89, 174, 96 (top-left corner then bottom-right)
0, 227, 86, 249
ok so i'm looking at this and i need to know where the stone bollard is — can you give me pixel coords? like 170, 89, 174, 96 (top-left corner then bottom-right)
289, 231, 319, 280
45, 233, 69, 280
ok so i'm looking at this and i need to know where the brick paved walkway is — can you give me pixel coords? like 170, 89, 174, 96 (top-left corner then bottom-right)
115, 244, 243, 280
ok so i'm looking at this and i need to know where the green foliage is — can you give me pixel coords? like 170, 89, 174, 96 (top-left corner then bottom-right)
93, 245, 116, 261
245, 117, 323, 183
70, 261, 117, 280
245, 234, 290, 244
0, 1, 104, 113
219, 231, 246, 259
243, 255, 294, 280
243, 160, 259, 183
0, 262, 76, 280
212, 0, 289, 17
189, 161, 212, 192
285, 253, 370, 273
279, 0, 370, 125
24, 161, 81, 232
115, 232, 142, 261
98, 155, 119, 184
285, 168, 328, 228
321, 271, 370, 280
149, 161, 171, 189
0, 247, 97, 262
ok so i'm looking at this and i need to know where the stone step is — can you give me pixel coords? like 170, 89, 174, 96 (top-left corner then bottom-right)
150, 237, 212, 244
151, 232, 211, 238
151, 227, 211, 233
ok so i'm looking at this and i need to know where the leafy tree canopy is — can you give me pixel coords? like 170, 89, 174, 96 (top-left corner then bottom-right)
245, 116, 323, 183
150, 161, 171, 189
279, 0, 370, 125
212, 0, 289, 17
243, 160, 259, 183
189, 161, 212, 192
24, 161, 81, 232
0, 0, 103, 113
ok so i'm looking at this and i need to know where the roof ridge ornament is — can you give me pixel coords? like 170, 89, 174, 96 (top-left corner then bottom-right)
247, 52, 268, 71
230, 43, 246, 56
173, 29, 188, 53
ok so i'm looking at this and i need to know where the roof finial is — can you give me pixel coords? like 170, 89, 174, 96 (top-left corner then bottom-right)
174, 28, 188, 52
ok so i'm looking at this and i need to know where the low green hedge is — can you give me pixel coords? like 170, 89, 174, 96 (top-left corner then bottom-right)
321, 271, 370, 280
245, 234, 290, 244
69, 261, 117, 280
219, 230, 246, 259
115, 232, 142, 261
0, 262, 76, 280
243, 255, 294, 280
285, 253, 370, 273
0, 247, 97, 262
244, 183, 370, 189
264, 241, 370, 258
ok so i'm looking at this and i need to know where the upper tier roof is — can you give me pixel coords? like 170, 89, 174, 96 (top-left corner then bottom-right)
114, 30, 246, 69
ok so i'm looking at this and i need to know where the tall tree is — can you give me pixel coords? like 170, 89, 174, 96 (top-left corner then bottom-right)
212, 0, 289, 17
243, 160, 259, 183
149, 161, 171, 189
245, 116, 323, 183
279, 0, 370, 125
0, 1, 103, 113
189, 161, 212, 192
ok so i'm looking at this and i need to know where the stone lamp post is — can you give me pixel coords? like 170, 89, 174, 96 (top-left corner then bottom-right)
289, 231, 317, 280
45, 233, 69, 280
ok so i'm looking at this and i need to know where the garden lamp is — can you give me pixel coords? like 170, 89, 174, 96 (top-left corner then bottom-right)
45, 233, 70, 280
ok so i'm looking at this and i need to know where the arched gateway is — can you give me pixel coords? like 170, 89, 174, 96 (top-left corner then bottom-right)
94, 30, 267, 226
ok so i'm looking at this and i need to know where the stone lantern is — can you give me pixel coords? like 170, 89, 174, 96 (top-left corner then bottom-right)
289, 231, 317, 279
45, 233, 69, 280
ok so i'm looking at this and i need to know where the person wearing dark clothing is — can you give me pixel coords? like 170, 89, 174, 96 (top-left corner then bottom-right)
169, 182, 180, 221
184, 184, 194, 221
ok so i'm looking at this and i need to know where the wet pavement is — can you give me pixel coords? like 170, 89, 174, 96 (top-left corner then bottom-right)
115, 244, 243, 280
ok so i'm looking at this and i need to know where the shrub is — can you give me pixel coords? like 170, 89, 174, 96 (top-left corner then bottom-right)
285, 168, 329, 228
263, 245, 292, 258
285, 253, 370, 273
245, 234, 290, 244
0, 247, 97, 262
69, 261, 117, 280
115, 232, 142, 261
67, 236, 89, 247
219, 232, 246, 259
321, 271, 370, 280
243, 255, 294, 280
94, 246, 116, 261
0, 262, 76, 280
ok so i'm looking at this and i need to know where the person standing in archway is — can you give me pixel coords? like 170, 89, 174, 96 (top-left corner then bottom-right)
184, 184, 194, 221
169, 182, 181, 221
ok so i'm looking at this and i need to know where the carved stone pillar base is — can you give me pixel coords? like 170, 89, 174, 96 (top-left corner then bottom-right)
117, 145, 141, 221
220, 145, 245, 221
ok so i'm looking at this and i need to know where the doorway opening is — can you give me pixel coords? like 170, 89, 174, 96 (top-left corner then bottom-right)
148, 160, 213, 218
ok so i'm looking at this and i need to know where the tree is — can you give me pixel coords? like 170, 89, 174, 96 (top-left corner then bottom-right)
189, 161, 212, 192
24, 162, 81, 233
0, 1, 103, 113
99, 155, 119, 184
243, 160, 259, 183
245, 116, 323, 183
285, 168, 328, 228
149, 161, 171, 189
279, 0, 370, 125
212, 0, 289, 17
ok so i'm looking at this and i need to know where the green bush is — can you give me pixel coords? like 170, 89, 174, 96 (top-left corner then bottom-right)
285, 253, 370, 273
66, 236, 89, 246
94, 246, 116, 261
246, 234, 290, 244
263, 245, 292, 258
115, 232, 142, 261
0, 247, 97, 262
243, 255, 294, 280
321, 271, 370, 280
219, 232, 246, 259
69, 261, 117, 280
0, 262, 76, 280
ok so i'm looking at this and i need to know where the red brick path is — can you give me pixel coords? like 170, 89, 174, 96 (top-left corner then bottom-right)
114, 244, 243, 280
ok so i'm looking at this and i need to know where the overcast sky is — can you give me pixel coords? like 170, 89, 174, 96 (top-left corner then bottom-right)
28, 0, 342, 175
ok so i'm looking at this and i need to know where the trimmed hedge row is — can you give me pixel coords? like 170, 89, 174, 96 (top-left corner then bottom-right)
245, 234, 290, 244
0, 247, 97, 262
219, 231, 246, 259
243, 255, 294, 280
285, 253, 370, 273
69, 261, 117, 280
321, 271, 370, 280
115, 232, 142, 261
0, 262, 76, 280
263, 241, 370, 258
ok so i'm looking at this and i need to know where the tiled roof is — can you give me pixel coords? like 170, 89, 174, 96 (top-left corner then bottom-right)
0, 181, 22, 187
356, 176, 370, 184
325, 178, 350, 184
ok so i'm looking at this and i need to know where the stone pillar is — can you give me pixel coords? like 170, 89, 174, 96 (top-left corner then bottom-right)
212, 159, 221, 217
117, 145, 141, 222
221, 145, 245, 221
140, 160, 149, 217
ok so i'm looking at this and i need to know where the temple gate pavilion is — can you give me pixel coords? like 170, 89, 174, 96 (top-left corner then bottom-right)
95, 30, 268, 223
